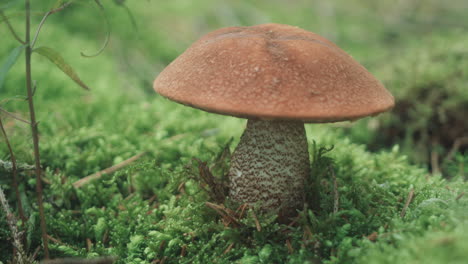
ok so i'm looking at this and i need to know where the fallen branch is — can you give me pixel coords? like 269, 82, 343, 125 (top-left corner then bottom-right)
73, 152, 147, 188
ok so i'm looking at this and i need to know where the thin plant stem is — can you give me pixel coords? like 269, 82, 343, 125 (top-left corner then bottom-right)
0, 107, 31, 125
80, 0, 110, 58
25, 0, 49, 259
0, 118, 27, 224
0, 11, 26, 44
30, 2, 72, 49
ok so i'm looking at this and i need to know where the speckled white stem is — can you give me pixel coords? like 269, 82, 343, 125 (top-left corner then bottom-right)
228, 119, 310, 218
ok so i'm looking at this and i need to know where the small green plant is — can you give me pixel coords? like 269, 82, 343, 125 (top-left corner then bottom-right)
0, 0, 119, 260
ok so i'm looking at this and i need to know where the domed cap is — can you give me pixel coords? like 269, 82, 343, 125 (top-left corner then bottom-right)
153, 23, 394, 123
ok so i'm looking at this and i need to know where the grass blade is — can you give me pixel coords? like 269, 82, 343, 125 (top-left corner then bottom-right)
33, 46, 90, 90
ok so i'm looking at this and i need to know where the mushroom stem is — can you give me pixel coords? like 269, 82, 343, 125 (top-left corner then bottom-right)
228, 119, 310, 218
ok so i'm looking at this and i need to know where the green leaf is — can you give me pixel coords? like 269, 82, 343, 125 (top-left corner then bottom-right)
33, 46, 90, 90
0, 44, 25, 90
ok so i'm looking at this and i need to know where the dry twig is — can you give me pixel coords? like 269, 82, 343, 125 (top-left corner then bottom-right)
193, 158, 227, 204
236, 203, 248, 219
251, 209, 262, 232
223, 242, 235, 254
73, 152, 147, 188
400, 188, 415, 218
205, 202, 241, 227
180, 244, 187, 257
0, 107, 31, 124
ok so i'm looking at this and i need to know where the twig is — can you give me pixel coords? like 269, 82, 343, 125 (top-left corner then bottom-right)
180, 244, 187, 257
329, 165, 339, 214
194, 158, 226, 203
0, 11, 25, 44
400, 188, 415, 218
223, 242, 234, 254
455, 192, 465, 201
73, 152, 147, 188
30, 2, 72, 49
251, 209, 262, 232
235, 203, 248, 220
0, 107, 31, 124
205, 202, 241, 227
86, 238, 92, 252
0, 118, 27, 223
46, 235, 77, 250
303, 225, 313, 241
445, 136, 468, 162
366, 231, 378, 242
285, 239, 294, 254
162, 133, 189, 142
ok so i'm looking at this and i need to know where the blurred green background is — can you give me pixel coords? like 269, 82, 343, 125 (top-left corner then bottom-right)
1, 0, 467, 263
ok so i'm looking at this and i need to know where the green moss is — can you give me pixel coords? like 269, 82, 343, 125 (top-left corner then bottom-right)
5, 136, 463, 263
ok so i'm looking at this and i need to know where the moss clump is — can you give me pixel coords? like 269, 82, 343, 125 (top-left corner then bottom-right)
3, 134, 465, 263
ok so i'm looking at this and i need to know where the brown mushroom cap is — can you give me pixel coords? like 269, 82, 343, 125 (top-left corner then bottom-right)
153, 23, 394, 123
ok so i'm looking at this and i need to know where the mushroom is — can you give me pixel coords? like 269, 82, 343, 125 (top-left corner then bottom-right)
153, 23, 394, 219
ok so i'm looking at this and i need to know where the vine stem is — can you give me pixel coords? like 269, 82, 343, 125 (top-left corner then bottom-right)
25, 0, 49, 259
0, 11, 26, 44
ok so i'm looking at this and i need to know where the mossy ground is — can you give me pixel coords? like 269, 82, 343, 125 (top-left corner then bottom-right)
1, 1, 467, 263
